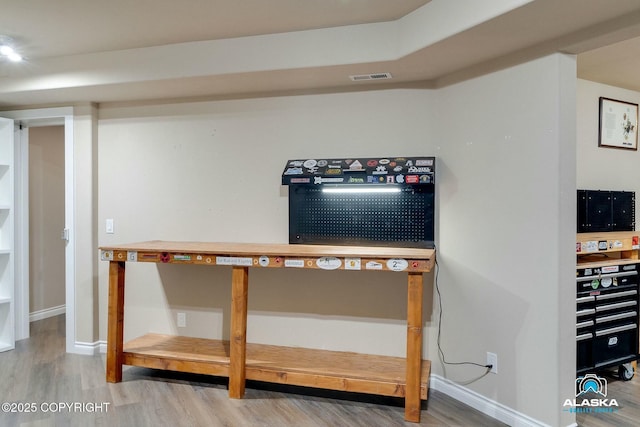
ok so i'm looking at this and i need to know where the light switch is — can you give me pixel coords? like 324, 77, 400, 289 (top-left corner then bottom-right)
106, 218, 114, 234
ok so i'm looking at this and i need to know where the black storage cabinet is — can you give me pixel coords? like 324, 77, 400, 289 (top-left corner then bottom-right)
577, 190, 635, 232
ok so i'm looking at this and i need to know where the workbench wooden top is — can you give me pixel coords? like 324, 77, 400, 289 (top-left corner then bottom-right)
99, 240, 435, 260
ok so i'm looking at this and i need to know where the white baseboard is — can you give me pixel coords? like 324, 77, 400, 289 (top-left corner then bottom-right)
430, 374, 552, 427
71, 340, 104, 356
29, 305, 65, 322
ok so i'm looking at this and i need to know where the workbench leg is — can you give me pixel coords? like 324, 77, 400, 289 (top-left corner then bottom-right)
106, 261, 126, 383
229, 266, 249, 398
405, 272, 423, 422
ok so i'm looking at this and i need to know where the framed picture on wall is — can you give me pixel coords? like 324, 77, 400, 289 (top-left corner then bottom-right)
599, 97, 638, 150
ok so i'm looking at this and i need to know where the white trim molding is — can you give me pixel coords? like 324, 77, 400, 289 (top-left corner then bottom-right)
73, 340, 105, 356
430, 374, 552, 427
0, 106, 77, 355
29, 305, 66, 322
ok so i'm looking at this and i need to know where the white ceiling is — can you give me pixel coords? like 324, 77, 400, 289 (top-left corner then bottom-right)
1, 0, 431, 58
2, 0, 640, 108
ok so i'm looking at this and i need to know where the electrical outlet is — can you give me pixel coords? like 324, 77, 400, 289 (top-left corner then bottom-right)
177, 312, 186, 328
486, 352, 498, 374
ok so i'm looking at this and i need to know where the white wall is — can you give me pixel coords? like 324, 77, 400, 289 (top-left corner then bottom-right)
577, 79, 640, 207
98, 90, 437, 354
434, 54, 576, 427
97, 53, 576, 426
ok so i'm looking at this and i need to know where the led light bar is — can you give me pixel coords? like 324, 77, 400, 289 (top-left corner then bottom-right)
321, 186, 401, 194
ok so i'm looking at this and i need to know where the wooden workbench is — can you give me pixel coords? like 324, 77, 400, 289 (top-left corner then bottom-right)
100, 240, 436, 422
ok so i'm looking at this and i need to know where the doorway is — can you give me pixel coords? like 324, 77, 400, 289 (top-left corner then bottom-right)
28, 126, 65, 323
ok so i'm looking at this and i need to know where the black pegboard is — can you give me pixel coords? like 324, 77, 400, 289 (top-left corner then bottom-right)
612, 191, 635, 231
577, 190, 635, 232
289, 185, 434, 248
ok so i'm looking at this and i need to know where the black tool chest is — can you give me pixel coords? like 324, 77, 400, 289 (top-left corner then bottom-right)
576, 262, 639, 378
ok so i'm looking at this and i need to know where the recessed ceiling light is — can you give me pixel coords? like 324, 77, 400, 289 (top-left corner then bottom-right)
0, 36, 23, 62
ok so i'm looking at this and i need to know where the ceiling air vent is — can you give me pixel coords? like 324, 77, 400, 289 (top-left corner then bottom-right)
349, 72, 393, 82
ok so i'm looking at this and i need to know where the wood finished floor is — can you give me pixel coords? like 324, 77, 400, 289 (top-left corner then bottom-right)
0, 315, 509, 427
576, 366, 640, 427
6, 317, 640, 426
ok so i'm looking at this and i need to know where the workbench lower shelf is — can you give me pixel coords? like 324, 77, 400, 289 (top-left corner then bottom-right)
124, 333, 430, 399
123, 334, 232, 377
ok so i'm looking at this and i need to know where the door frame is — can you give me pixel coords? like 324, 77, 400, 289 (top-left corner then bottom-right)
0, 107, 75, 352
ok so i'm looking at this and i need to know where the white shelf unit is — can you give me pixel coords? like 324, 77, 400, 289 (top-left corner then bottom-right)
0, 302, 12, 352
0, 118, 14, 353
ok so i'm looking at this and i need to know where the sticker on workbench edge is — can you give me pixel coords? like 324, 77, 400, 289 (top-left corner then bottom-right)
285, 259, 305, 268
258, 255, 270, 267
101, 250, 113, 261
365, 261, 383, 270
387, 258, 408, 272
345, 258, 361, 270
127, 251, 138, 262
582, 241, 598, 253
216, 256, 253, 266
316, 257, 341, 270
